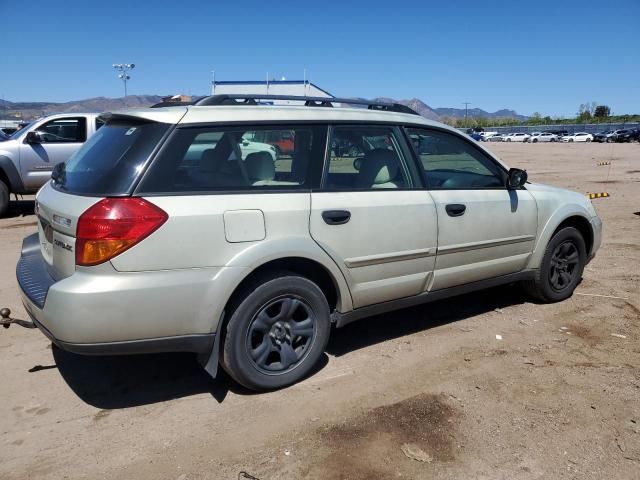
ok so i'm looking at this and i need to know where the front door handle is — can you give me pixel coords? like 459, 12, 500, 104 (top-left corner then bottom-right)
445, 204, 466, 217
322, 210, 351, 225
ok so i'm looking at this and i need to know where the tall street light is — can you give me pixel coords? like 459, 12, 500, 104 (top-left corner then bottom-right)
112, 63, 135, 98
463, 102, 471, 128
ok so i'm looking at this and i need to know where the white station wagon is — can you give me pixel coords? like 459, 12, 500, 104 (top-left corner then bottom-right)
8, 95, 602, 390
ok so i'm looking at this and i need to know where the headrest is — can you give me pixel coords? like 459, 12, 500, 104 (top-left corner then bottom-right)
245, 152, 275, 181
358, 149, 399, 185
200, 148, 224, 171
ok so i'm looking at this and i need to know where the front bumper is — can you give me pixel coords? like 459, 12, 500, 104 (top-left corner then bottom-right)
16, 233, 226, 356
588, 215, 603, 263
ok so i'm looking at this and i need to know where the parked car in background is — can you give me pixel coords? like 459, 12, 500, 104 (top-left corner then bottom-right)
546, 129, 569, 138
481, 131, 498, 140
505, 133, 530, 142
532, 132, 558, 143
0, 113, 103, 216
249, 130, 295, 155
625, 128, 640, 142
529, 132, 543, 142
487, 133, 508, 142
593, 130, 615, 143
562, 132, 593, 143
611, 129, 633, 143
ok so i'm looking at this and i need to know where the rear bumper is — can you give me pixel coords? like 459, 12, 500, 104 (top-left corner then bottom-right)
16, 234, 242, 356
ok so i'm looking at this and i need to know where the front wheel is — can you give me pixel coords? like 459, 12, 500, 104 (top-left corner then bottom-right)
586, 138, 592, 142
524, 227, 586, 302
222, 273, 330, 390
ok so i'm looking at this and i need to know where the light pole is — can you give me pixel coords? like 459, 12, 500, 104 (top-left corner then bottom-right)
112, 63, 135, 98
463, 102, 471, 129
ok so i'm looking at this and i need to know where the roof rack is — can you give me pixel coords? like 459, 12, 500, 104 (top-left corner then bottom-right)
193, 94, 419, 115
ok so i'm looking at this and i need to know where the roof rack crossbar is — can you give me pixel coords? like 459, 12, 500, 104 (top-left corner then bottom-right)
193, 94, 419, 115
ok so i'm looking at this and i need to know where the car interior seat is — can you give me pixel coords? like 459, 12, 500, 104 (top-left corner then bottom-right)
356, 148, 403, 189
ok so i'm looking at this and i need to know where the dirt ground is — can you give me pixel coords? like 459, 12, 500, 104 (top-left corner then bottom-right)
0, 142, 638, 480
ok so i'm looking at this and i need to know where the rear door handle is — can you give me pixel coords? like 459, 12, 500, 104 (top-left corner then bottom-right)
445, 204, 466, 217
322, 210, 351, 225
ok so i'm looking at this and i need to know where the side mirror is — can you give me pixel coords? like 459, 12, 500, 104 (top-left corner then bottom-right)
507, 168, 528, 189
26, 131, 43, 144
51, 162, 65, 184
353, 157, 363, 171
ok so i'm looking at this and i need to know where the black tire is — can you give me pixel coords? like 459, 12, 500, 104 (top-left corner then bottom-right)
0, 179, 9, 218
222, 272, 330, 390
586, 138, 591, 142
524, 227, 586, 303
533, 138, 538, 143
606, 137, 612, 143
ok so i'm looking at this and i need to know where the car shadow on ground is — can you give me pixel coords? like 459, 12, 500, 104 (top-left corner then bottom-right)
50, 284, 527, 409
5, 199, 35, 218
51, 348, 252, 408
327, 283, 529, 356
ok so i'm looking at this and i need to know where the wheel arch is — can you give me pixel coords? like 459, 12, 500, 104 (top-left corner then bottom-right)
0, 155, 26, 193
527, 212, 594, 270
226, 256, 342, 314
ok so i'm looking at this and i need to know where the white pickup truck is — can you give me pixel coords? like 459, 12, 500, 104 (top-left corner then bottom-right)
0, 113, 103, 216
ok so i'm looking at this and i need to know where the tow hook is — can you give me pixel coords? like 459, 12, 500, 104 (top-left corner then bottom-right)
0, 308, 37, 329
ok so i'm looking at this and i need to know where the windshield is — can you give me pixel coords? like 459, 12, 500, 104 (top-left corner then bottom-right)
9, 121, 35, 139
52, 120, 170, 195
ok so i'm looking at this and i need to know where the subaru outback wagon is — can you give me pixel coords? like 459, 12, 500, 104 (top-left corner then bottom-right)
15, 95, 602, 390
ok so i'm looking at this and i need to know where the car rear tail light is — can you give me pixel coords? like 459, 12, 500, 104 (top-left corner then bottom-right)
76, 198, 168, 266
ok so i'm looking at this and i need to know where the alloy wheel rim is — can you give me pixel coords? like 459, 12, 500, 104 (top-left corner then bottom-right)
549, 241, 579, 292
246, 295, 316, 374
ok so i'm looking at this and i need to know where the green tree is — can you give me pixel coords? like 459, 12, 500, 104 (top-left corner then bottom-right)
594, 105, 610, 118
528, 112, 543, 125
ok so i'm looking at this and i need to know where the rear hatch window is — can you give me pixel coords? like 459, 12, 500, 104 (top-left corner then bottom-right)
52, 120, 170, 195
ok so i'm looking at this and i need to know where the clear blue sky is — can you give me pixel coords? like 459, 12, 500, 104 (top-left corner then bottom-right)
2, 0, 639, 117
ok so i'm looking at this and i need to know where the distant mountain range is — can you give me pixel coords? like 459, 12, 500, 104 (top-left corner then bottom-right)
0, 95, 528, 121
0, 96, 163, 119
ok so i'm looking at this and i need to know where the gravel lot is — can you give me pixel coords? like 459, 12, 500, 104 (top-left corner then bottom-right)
1, 142, 638, 480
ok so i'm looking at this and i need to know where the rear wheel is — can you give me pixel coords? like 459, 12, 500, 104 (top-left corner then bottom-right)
533, 138, 538, 143
586, 138, 591, 142
222, 272, 330, 390
0, 179, 9, 218
524, 227, 586, 302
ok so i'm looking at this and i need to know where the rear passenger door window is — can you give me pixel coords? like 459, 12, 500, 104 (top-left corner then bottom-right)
138, 125, 326, 193
324, 125, 412, 190
406, 128, 506, 189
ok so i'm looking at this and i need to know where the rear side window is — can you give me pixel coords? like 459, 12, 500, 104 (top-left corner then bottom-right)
137, 125, 326, 193
324, 125, 411, 190
53, 121, 170, 195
